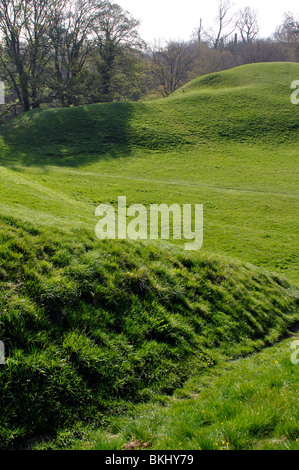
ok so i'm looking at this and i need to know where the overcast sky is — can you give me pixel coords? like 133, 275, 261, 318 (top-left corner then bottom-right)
116, 0, 299, 44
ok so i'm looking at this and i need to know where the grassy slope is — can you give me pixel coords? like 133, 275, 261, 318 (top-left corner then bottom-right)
0, 62, 298, 449
0, 215, 298, 449
0, 62, 298, 282
38, 335, 299, 451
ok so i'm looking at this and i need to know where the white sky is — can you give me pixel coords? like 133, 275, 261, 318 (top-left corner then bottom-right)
116, 0, 299, 44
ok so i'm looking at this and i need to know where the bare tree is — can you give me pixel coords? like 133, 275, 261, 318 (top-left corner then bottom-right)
275, 12, 299, 43
196, 18, 203, 44
236, 6, 259, 43
208, 0, 236, 49
274, 12, 299, 60
149, 41, 197, 96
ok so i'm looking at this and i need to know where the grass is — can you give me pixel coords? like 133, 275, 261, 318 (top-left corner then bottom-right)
0, 62, 298, 449
34, 335, 299, 451
0, 63, 298, 282
0, 214, 297, 449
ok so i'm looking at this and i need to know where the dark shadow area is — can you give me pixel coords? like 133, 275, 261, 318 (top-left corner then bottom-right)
0, 101, 137, 169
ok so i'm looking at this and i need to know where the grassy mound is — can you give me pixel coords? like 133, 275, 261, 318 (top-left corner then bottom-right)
0, 63, 298, 282
0, 214, 298, 448
1, 62, 299, 167
0, 62, 298, 449
175, 62, 298, 93
56, 335, 298, 451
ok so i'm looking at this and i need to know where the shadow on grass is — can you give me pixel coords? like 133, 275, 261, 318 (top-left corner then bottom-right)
0, 101, 137, 169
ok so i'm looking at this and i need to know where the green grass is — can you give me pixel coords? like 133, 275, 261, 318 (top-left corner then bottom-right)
0, 215, 297, 448
0, 62, 298, 449
40, 335, 299, 451
0, 62, 298, 282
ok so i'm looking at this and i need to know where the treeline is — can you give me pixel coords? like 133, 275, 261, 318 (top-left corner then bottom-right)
0, 0, 144, 118
0, 0, 298, 119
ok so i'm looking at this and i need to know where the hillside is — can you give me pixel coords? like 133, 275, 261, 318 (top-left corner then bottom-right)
0, 62, 298, 449
0, 62, 298, 281
42, 335, 299, 451
0, 214, 298, 448
1, 62, 299, 164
